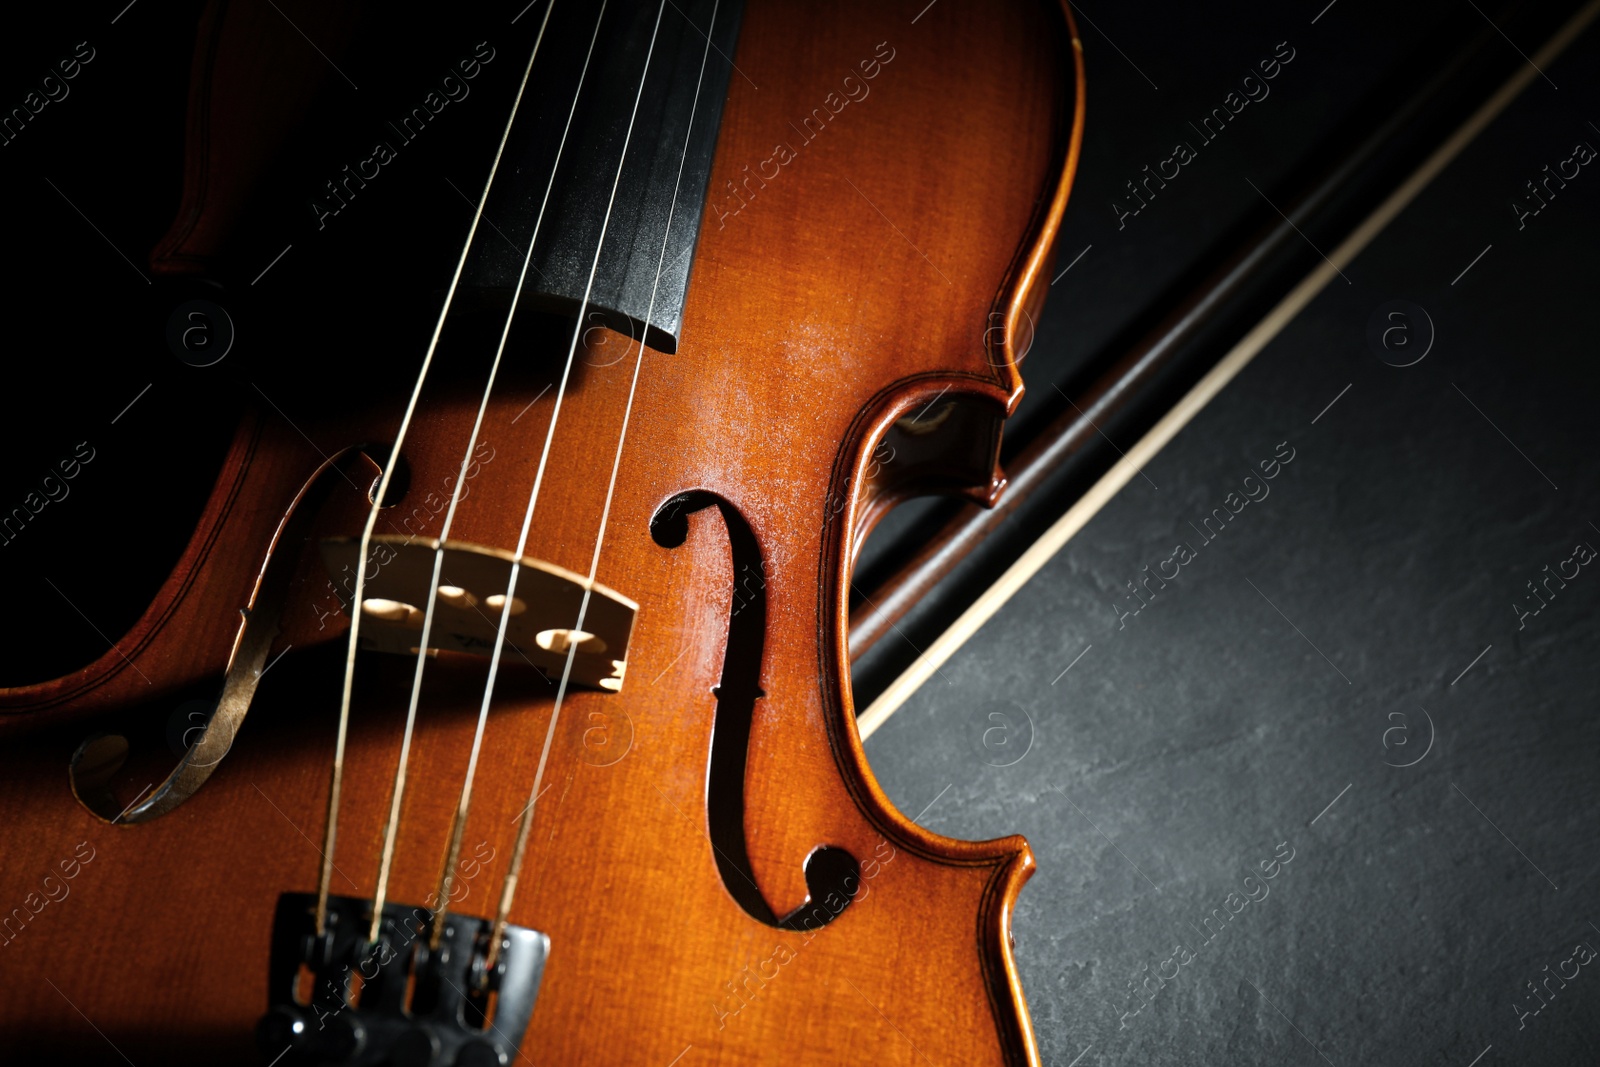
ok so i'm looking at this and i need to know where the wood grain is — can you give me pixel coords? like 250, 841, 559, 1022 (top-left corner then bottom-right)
0, 2, 1083, 1062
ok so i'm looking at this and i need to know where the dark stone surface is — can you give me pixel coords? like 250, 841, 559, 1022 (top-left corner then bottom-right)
852, 0, 1471, 583
849, 0, 1591, 702
864, 13, 1600, 1066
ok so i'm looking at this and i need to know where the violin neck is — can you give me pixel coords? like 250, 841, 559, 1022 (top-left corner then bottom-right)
152, 0, 742, 356
460, 0, 744, 355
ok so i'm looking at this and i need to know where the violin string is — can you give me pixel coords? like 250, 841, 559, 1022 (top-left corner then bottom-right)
363, 0, 606, 946
482, 0, 723, 970
425, 0, 671, 951
313, 4, 557, 938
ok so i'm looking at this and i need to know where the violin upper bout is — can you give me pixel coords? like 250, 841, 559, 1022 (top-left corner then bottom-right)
688, 1, 1085, 1063
150, 1, 366, 279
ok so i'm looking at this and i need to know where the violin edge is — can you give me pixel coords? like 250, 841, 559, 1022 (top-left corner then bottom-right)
819, 4, 1086, 1062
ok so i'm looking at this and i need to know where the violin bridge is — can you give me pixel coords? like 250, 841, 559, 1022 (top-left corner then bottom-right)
319, 536, 636, 692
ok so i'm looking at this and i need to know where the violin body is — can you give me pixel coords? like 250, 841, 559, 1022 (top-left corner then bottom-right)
0, 2, 1082, 1062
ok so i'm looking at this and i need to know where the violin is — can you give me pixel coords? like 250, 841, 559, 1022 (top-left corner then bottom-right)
0, 1, 1082, 1062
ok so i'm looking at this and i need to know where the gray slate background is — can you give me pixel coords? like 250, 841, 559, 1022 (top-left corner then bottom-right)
862, 7, 1600, 1065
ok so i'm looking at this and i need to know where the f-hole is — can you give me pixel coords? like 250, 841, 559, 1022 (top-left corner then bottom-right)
651, 493, 859, 932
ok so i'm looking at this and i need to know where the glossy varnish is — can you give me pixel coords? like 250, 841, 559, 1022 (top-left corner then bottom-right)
0, 1, 1084, 1062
